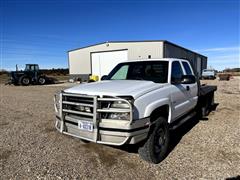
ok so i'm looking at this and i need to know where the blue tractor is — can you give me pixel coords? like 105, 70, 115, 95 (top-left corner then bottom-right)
10, 64, 48, 85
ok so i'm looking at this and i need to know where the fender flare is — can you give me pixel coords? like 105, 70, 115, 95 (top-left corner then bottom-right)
144, 98, 172, 123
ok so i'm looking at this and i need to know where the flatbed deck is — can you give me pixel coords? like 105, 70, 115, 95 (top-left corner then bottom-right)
199, 84, 217, 96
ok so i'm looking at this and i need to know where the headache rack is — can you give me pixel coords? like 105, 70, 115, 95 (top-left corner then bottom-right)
56, 92, 133, 145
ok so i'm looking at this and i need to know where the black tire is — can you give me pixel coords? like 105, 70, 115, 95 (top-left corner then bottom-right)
138, 117, 170, 164
38, 77, 46, 85
19, 76, 30, 86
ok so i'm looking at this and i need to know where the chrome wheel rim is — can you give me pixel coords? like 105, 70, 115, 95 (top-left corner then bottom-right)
154, 128, 166, 154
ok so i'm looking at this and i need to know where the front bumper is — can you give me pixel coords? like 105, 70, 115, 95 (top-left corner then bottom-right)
54, 92, 151, 146
55, 115, 150, 146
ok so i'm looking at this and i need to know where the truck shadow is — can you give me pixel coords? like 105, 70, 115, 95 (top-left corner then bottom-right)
167, 115, 199, 155
118, 103, 219, 157
118, 116, 200, 154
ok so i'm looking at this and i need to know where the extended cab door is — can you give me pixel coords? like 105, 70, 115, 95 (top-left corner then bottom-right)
170, 61, 193, 120
181, 61, 198, 110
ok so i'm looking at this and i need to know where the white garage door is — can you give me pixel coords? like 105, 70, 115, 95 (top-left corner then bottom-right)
91, 50, 128, 79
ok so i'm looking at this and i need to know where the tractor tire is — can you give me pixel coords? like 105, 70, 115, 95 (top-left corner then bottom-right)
20, 76, 30, 86
38, 77, 46, 85
138, 117, 170, 164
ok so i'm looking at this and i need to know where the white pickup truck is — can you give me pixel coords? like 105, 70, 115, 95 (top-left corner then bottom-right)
54, 58, 217, 164
201, 69, 216, 79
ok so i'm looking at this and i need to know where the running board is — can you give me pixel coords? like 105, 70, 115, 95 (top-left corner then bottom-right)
170, 111, 196, 130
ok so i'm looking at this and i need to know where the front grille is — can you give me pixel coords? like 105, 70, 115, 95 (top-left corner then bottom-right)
64, 96, 94, 104
62, 93, 97, 123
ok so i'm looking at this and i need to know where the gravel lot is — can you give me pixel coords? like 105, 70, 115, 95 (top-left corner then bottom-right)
0, 78, 239, 179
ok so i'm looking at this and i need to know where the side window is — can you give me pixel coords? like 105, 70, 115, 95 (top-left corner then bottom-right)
182, 61, 193, 75
171, 61, 183, 83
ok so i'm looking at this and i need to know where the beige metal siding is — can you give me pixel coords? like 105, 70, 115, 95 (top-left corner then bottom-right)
69, 42, 164, 75
164, 42, 207, 76
69, 48, 92, 75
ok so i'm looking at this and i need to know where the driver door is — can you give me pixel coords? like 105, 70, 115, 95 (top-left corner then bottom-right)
170, 61, 191, 120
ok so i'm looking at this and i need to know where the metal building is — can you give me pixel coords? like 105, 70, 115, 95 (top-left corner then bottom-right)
68, 40, 207, 80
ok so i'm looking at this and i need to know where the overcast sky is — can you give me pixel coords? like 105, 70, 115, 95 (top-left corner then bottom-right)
1, 0, 239, 70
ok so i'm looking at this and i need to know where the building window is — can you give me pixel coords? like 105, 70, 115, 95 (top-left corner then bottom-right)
148, 55, 151, 59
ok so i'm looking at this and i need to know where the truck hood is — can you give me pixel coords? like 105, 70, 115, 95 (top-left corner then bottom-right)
64, 80, 168, 99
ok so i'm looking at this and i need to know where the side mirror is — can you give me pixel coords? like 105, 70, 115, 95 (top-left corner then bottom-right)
101, 75, 108, 81
181, 75, 196, 84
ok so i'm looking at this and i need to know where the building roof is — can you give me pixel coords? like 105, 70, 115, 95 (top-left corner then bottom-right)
68, 40, 207, 58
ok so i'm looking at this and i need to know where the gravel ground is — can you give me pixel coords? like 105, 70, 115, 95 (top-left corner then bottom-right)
0, 78, 239, 179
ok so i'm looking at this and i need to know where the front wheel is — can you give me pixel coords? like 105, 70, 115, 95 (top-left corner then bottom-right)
20, 76, 30, 86
138, 117, 170, 164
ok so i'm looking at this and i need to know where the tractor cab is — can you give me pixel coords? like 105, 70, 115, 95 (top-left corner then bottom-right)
25, 64, 39, 72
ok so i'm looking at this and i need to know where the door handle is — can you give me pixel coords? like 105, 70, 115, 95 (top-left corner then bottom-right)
186, 86, 190, 91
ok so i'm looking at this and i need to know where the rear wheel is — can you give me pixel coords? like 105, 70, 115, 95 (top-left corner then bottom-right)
138, 117, 170, 164
20, 76, 30, 86
38, 77, 46, 85
198, 93, 214, 119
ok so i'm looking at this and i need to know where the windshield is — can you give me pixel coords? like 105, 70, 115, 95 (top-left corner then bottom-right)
106, 61, 169, 83
25, 64, 39, 71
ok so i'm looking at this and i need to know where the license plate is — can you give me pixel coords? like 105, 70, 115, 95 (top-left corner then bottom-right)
78, 121, 93, 132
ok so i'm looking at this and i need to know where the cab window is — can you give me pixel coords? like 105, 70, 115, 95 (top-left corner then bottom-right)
182, 61, 193, 75
171, 61, 183, 83
30, 65, 35, 71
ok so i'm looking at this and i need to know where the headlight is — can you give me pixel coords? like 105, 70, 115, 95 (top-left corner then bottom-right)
75, 106, 92, 113
54, 92, 61, 114
111, 101, 130, 109
84, 106, 91, 113
108, 112, 130, 120
107, 99, 132, 120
